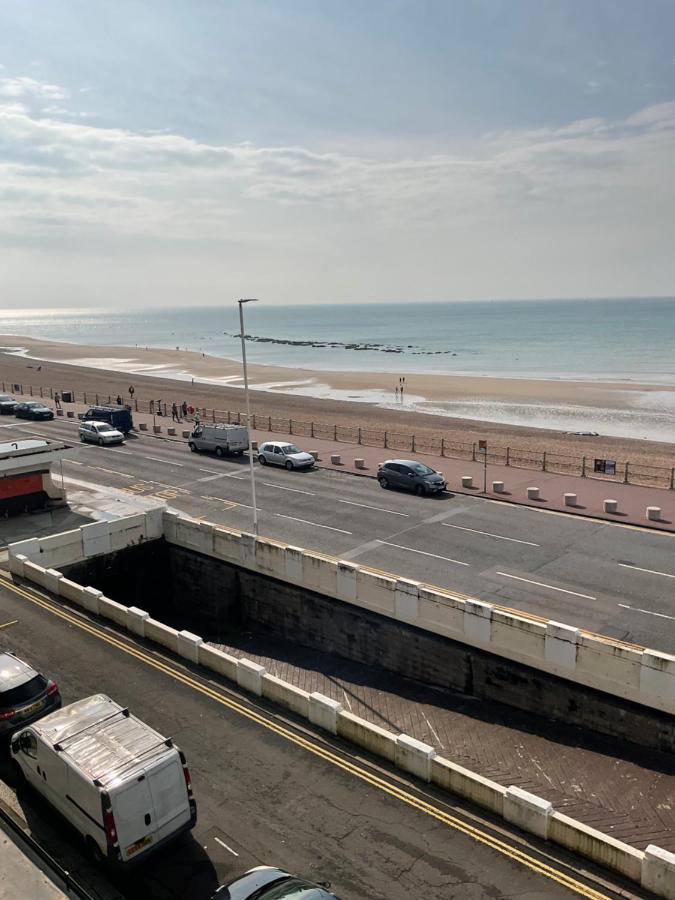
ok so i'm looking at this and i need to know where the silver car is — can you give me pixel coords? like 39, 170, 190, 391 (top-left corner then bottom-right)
258, 441, 314, 470
79, 420, 125, 446
211, 866, 338, 899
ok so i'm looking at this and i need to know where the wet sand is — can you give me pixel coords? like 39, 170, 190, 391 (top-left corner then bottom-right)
1, 335, 675, 466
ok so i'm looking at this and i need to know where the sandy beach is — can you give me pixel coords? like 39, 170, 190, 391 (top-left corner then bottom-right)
1, 334, 675, 466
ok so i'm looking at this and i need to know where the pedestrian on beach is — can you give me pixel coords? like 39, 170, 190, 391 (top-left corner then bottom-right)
171, 402, 179, 422
54, 391, 61, 409
395, 386, 399, 400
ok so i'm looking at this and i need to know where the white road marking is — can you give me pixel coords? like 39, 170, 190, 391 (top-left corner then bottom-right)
263, 482, 315, 496
65, 459, 84, 466
618, 562, 675, 580
376, 540, 469, 567
214, 836, 239, 857
275, 513, 352, 535
197, 471, 246, 481
143, 455, 184, 467
496, 571, 596, 600
85, 465, 134, 479
105, 447, 132, 454
199, 467, 221, 474
337, 499, 408, 517
618, 603, 675, 621
442, 522, 540, 546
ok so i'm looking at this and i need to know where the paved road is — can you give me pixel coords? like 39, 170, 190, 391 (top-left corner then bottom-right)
4, 415, 675, 653
0, 576, 636, 900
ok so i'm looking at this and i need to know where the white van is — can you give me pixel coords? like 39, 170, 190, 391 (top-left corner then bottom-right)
11, 695, 196, 866
188, 423, 249, 457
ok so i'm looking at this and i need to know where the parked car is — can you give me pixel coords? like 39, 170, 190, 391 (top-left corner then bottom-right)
211, 867, 338, 899
377, 459, 446, 495
79, 421, 125, 446
0, 394, 18, 414
0, 652, 61, 739
258, 441, 314, 470
188, 424, 248, 457
11, 694, 196, 865
14, 401, 54, 421
80, 406, 133, 435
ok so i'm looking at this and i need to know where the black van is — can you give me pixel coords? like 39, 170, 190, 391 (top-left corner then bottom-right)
80, 405, 134, 434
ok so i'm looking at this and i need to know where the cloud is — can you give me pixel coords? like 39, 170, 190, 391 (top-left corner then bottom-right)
0, 76, 67, 101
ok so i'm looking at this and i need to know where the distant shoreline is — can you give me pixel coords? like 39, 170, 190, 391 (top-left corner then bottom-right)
3, 334, 675, 446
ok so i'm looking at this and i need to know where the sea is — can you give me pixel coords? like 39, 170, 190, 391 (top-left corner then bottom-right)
2, 297, 675, 441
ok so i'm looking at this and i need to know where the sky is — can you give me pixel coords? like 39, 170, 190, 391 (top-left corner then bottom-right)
1, 0, 674, 308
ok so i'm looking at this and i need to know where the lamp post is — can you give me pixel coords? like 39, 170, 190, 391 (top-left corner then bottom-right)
238, 298, 259, 535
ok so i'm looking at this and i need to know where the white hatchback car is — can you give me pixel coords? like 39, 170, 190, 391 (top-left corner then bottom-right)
257, 441, 314, 470
79, 420, 125, 446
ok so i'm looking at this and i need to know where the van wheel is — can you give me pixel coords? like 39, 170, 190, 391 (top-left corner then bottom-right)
86, 836, 105, 865
189, 442, 197, 452
285, 460, 294, 471
215, 446, 224, 458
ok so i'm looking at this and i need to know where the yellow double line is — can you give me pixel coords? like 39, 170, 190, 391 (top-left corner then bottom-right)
0, 573, 611, 899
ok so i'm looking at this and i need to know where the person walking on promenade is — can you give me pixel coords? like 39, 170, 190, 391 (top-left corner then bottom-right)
181, 401, 188, 418
54, 391, 61, 409
116, 395, 122, 405
171, 402, 179, 422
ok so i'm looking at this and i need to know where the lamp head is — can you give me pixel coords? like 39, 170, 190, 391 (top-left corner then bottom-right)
237, 298, 259, 305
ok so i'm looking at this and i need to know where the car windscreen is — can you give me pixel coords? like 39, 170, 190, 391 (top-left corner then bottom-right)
1, 674, 47, 707
411, 463, 435, 475
281, 445, 300, 454
97, 424, 115, 432
255, 878, 332, 899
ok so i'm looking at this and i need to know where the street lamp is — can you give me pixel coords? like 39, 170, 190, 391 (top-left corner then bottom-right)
237, 298, 259, 535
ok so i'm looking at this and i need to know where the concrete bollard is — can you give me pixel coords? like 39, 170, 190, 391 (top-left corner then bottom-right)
604, 499, 618, 514
461, 475, 473, 488
139, 422, 148, 431
251, 441, 258, 451
182, 430, 190, 438
310, 450, 319, 460
153, 425, 161, 434
56, 408, 64, 416
167, 426, 176, 436
331, 453, 342, 465
527, 486, 540, 500
647, 506, 661, 521
354, 458, 365, 469
564, 493, 577, 507
66, 410, 74, 418
492, 480, 504, 493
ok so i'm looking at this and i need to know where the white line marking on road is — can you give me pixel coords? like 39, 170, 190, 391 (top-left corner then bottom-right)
105, 447, 132, 454
65, 459, 84, 465
376, 540, 469, 566
263, 482, 315, 496
86, 466, 134, 479
199, 467, 221, 474
618, 603, 675, 621
275, 513, 352, 535
424, 714, 444, 750
196, 471, 246, 481
143, 455, 184, 466
214, 836, 239, 857
442, 523, 540, 546
496, 571, 596, 600
618, 563, 675, 580
337, 499, 408, 517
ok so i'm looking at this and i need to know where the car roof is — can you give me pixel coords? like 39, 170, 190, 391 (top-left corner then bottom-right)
83, 420, 115, 427
383, 459, 418, 466
0, 653, 38, 692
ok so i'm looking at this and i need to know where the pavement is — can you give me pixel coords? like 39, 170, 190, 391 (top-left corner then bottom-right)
0, 822, 69, 900
0, 575, 636, 900
4, 411, 675, 654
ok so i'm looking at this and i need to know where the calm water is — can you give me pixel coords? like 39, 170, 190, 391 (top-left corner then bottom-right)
2, 297, 675, 383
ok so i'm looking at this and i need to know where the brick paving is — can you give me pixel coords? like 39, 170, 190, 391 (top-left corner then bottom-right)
213, 630, 675, 853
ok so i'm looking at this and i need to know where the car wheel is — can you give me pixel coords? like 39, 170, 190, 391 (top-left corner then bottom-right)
189, 442, 197, 452
258, 454, 267, 465
215, 446, 224, 458
79, 434, 85, 442
415, 484, 425, 497
285, 460, 294, 471
378, 476, 389, 489
98, 438, 104, 446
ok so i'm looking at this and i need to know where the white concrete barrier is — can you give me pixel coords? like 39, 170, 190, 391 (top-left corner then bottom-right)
564, 492, 577, 506
461, 475, 473, 488
394, 578, 420, 624
431, 758, 506, 816
262, 674, 311, 719
463, 598, 492, 644
198, 645, 238, 681
647, 506, 662, 521
309, 692, 342, 734
8, 553, 27, 578
81, 521, 112, 558
237, 658, 266, 695
549, 812, 642, 881
492, 480, 504, 493
504, 786, 552, 839
643, 845, 675, 899
310, 450, 319, 460
80, 584, 102, 614
527, 486, 540, 500
395, 734, 435, 781
604, 499, 618, 513
337, 711, 397, 762
127, 607, 150, 637
144, 618, 179, 653
98, 596, 128, 628
178, 630, 203, 663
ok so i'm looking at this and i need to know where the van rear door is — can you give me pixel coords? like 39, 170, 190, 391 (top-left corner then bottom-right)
112, 775, 156, 862
145, 754, 191, 843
